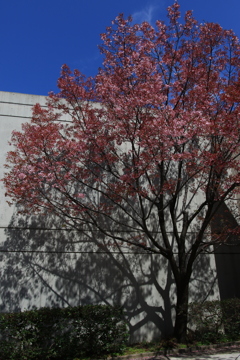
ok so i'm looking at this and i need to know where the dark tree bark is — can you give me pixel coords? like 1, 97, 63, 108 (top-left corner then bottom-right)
174, 276, 189, 342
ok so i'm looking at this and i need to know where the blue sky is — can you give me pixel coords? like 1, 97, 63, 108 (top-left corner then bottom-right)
1, 0, 240, 96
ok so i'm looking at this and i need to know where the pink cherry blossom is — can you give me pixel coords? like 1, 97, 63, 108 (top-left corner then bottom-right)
3, 2, 240, 343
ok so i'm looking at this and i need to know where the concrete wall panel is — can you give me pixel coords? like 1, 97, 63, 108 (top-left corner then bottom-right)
0, 91, 221, 341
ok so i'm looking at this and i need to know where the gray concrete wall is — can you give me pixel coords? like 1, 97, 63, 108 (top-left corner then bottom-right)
0, 91, 220, 341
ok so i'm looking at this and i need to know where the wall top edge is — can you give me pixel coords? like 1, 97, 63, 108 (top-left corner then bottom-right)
0, 90, 47, 98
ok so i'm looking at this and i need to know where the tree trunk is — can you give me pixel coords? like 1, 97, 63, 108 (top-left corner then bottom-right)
173, 279, 189, 343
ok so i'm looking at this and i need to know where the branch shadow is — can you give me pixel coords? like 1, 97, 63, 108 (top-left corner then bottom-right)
0, 210, 175, 341
0, 209, 219, 341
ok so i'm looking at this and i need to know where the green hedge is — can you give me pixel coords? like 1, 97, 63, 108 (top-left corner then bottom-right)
221, 298, 240, 340
0, 305, 128, 360
188, 298, 240, 343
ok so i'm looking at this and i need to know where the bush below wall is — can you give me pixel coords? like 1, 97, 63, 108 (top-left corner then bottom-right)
0, 305, 128, 360
188, 298, 240, 343
1, 299, 240, 359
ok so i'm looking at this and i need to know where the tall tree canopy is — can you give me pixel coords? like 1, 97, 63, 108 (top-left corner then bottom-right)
4, 2, 240, 341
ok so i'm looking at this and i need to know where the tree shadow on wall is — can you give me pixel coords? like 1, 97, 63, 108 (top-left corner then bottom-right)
0, 209, 218, 341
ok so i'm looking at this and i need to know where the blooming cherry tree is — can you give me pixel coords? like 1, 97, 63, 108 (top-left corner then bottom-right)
3, 2, 240, 342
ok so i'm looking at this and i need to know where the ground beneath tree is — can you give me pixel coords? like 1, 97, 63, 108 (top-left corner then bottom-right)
116, 343, 240, 360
